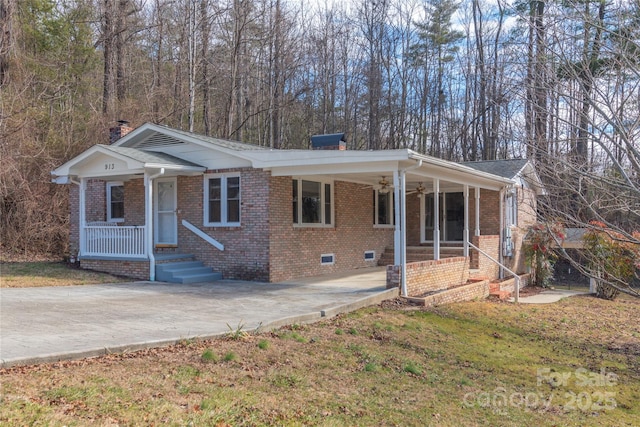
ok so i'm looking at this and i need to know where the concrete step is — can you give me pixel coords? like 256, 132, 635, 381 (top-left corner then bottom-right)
156, 260, 222, 283
174, 271, 223, 284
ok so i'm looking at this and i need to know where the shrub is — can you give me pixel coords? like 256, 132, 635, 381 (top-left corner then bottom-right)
583, 222, 639, 300
523, 222, 565, 287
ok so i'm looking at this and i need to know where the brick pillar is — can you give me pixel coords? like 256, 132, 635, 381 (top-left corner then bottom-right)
470, 235, 480, 269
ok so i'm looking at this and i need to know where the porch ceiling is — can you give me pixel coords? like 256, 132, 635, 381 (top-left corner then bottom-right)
265, 150, 513, 192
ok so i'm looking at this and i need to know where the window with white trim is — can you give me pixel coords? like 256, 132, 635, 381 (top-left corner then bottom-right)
204, 174, 241, 226
292, 178, 333, 226
506, 190, 518, 227
106, 182, 124, 222
373, 190, 394, 226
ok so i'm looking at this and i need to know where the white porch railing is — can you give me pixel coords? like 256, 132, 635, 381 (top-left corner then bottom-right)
83, 225, 147, 258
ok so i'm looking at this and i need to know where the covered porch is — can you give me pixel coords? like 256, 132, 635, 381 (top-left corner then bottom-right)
262, 150, 515, 296
51, 144, 206, 278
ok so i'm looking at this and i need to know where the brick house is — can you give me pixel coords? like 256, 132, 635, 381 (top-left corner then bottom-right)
52, 123, 543, 296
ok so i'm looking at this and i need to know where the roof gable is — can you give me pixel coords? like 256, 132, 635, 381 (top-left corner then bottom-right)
51, 144, 205, 181
463, 159, 545, 194
461, 159, 529, 179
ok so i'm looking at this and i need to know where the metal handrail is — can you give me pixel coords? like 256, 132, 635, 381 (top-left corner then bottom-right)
468, 241, 521, 303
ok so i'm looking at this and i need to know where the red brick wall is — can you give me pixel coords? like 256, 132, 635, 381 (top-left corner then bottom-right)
471, 235, 500, 279
69, 179, 107, 257
478, 189, 501, 235
124, 178, 145, 226
497, 273, 531, 293
268, 178, 395, 282
406, 193, 421, 245
386, 257, 470, 296
176, 169, 271, 281
408, 279, 490, 307
85, 179, 106, 222
81, 259, 149, 280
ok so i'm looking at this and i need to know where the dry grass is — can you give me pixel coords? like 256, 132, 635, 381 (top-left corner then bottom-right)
0, 262, 129, 288
1, 294, 638, 426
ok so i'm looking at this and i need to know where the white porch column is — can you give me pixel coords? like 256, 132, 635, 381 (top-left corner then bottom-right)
400, 170, 408, 297
499, 188, 505, 279
145, 168, 165, 281
474, 186, 481, 236
463, 184, 469, 258
145, 172, 155, 280
433, 178, 440, 261
78, 177, 86, 256
393, 170, 401, 267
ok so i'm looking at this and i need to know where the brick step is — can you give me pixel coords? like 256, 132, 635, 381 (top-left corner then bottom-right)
489, 282, 501, 292
489, 290, 512, 300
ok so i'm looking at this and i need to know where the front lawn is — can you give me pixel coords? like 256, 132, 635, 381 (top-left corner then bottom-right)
0, 261, 129, 287
1, 294, 638, 426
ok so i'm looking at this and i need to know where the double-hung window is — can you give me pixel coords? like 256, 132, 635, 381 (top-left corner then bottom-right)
204, 174, 241, 226
373, 190, 394, 227
292, 178, 333, 226
106, 181, 124, 223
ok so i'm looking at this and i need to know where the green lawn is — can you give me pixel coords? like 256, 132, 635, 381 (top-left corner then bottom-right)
1, 294, 638, 426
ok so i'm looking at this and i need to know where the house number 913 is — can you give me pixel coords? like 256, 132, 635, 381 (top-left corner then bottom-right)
104, 163, 115, 170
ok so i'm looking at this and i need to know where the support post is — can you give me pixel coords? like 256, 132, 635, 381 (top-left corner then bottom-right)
393, 170, 401, 267
499, 188, 505, 279
145, 173, 154, 280
145, 168, 165, 281
433, 178, 440, 260
463, 184, 469, 257
474, 187, 480, 236
400, 170, 407, 297
78, 178, 86, 256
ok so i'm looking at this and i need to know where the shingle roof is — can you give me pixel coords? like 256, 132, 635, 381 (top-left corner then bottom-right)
462, 159, 529, 179
104, 145, 204, 168
155, 124, 268, 151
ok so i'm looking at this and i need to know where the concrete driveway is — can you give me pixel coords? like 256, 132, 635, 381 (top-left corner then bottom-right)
0, 268, 395, 368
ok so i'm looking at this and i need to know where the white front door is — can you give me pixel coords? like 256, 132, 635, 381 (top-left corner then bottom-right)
154, 177, 178, 246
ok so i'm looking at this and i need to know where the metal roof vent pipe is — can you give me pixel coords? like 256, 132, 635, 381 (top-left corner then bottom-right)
310, 133, 347, 150
109, 120, 133, 144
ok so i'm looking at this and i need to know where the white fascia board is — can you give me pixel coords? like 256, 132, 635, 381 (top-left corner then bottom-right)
251, 149, 410, 170
267, 160, 403, 177
52, 145, 145, 177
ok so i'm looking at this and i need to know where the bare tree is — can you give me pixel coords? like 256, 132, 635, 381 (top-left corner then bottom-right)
525, 0, 640, 297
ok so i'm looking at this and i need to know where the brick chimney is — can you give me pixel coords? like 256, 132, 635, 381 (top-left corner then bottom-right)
310, 133, 347, 150
109, 120, 133, 144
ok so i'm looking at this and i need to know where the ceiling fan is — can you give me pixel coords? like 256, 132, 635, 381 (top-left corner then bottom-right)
406, 182, 426, 197
361, 176, 393, 193
377, 176, 391, 193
